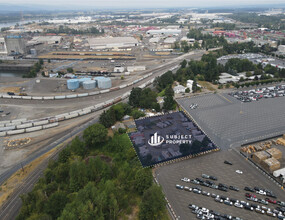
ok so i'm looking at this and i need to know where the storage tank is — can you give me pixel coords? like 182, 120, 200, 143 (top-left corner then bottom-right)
95, 77, 112, 89
67, 79, 79, 90
83, 80, 96, 90
78, 78, 92, 86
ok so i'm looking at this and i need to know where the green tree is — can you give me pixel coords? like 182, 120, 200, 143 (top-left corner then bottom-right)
67, 67, 74, 73
44, 191, 68, 219
163, 95, 176, 111
139, 185, 166, 220
185, 87, 190, 93
83, 123, 108, 148
134, 169, 153, 194
129, 87, 142, 107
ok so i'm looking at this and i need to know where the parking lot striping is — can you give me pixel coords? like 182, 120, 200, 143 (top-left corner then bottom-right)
218, 93, 233, 103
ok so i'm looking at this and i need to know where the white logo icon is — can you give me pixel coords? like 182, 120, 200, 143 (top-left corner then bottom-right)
148, 132, 164, 146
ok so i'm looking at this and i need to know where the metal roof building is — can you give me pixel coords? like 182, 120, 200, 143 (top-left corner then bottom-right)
88, 37, 138, 49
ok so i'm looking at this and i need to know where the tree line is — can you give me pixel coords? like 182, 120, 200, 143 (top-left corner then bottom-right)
17, 121, 168, 220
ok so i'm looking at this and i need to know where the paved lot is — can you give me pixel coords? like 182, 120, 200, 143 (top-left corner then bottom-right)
155, 150, 285, 220
177, 93, 285, 149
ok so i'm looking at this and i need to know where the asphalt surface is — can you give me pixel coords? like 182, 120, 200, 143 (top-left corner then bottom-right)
177, 93, 285, 149
155, 149, 285, 220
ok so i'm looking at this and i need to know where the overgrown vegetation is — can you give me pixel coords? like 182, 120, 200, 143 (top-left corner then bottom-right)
23, 59, 43, 78
46, 25, 104, 35
228, 13, 285, 30
16, 124, 168, 220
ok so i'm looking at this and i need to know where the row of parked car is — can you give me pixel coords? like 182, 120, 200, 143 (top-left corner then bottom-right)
244, 186, 277, 199
189, 204, 243, 220
176, 184, 285, 219
228, 85, 285, 102
180, 174, 239, 193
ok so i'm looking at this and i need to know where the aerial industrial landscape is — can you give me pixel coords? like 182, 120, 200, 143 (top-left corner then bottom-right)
0, 2, 285, 220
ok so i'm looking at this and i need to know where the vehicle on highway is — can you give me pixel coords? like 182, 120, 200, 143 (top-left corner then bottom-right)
19, 92, 27, 96
181, 177, 190, 182
235, 170, 243, 174
7, 92, 15, 96
176, 184, 184, 190
224, 160, 233, 165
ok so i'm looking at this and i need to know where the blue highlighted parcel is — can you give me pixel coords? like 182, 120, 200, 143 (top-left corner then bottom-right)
128, 111, 218, 167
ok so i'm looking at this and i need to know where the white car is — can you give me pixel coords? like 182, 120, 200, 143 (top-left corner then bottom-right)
236, 170, 243, 174
257, 190, 266, 195
181, 177, 190, 182
234, 203, 243, 208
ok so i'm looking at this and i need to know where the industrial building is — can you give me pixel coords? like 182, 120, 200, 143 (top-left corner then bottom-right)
146, 29, 181, 36
88, 37, 138, 50
278, 45, 285, 53
4, 35, 26, 55
0, 37, 7, 55
28, 36, 63, 45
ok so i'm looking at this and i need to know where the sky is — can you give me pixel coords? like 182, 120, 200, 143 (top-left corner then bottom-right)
0, 0, 285, 8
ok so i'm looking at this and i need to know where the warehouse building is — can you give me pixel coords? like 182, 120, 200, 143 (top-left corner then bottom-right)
88, 37, 138, 50
4, 35, 26, 55
28, 36, 63, 45
0, 37, 7, 55
278, 45, 285, 53
146, 29, 181, 36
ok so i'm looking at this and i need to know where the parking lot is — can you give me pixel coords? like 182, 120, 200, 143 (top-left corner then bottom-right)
177, 93, 285, 149
155, 150, 285, 220
228, 85, 285, 102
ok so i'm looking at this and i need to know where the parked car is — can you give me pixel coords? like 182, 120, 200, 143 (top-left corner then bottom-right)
209, 175, 218, 181
224, 160, 233, 165
181, 177, 190, 182
229, 186, 239, 191
236, 170, 243, 174
244, 187, 255, 192
234, 203, 243, 208
202, 174, 210, 179
176, 184, 183, 190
